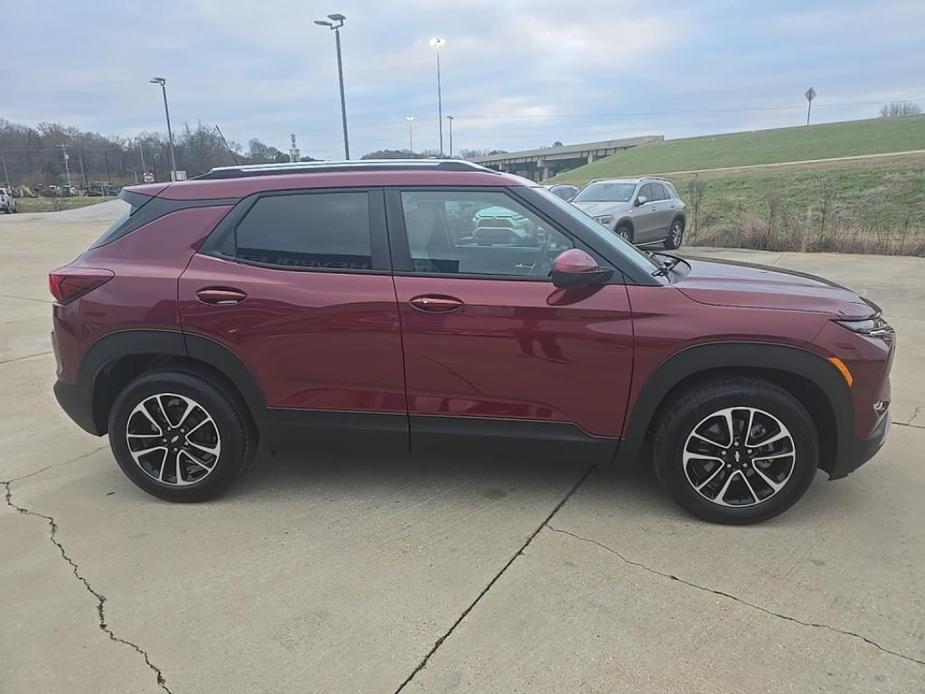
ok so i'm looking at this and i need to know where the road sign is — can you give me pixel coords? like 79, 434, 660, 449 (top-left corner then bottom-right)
804, 87, 817, 125
143, 172, 154, 183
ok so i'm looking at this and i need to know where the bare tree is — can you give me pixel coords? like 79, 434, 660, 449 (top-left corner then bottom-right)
880, 101, 922, 118
687, 175, 707, 237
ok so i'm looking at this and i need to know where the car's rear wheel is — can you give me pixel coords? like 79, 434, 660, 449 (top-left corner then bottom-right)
664, 218, 684, 249
653, 378, 818, 524
108, 370, 255, 502
615, 223, 634, 243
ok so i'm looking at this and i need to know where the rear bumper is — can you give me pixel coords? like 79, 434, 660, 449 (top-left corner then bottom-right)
53, 378, 103, 436
829, 412, 890, 480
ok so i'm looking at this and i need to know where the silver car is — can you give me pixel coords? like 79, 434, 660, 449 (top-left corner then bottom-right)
572, 177, 686, 249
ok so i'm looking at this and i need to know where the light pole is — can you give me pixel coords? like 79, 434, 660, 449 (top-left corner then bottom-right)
446, 115, 454, 157
315, 14, 350, 160
149, 77, 178, 179
406, 116, 415, 153
429, 37, 445, 156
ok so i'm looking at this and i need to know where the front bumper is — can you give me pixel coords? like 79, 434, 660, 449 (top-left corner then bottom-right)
829, 412, 890, 480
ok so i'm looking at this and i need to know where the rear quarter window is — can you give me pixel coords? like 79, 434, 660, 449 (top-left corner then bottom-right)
232, 191, 372, 271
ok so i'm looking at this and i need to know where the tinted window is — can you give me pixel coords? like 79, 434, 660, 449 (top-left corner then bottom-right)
638, 183, 654, 202
235, 192, 371, 270
401, 190, 573, 278
650, 182, 669, 201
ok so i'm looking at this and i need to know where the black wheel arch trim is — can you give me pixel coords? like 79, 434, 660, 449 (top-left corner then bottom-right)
68, 328, 269, 436
613, 341, 854, 476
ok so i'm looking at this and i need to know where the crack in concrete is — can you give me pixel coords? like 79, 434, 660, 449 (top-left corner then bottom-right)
5, 446, 108, 484
545, 525, 925, 668
0, 350, 53, 366
2, 478, 173, 693
393, 464, 598, 692
907, 406, 923, 427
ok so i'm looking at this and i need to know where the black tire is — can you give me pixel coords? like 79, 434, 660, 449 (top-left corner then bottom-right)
653, 378, 818, 524
615, 223, 634, 243
108, 370, 255, 502
664, 217, 684, 250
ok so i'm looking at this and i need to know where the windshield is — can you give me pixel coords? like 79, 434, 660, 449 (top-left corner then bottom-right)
531, 187, 660, 275
573, 182, 637, 203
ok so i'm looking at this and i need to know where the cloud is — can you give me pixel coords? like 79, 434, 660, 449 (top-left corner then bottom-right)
4, 0, 924, 158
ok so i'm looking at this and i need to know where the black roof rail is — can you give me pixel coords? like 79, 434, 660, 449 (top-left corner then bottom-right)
195, 159, 499, 180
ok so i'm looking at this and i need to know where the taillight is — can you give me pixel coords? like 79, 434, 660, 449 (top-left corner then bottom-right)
48, 268, 114, 304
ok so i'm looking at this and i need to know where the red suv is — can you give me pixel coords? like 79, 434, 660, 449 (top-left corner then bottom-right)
49, 161, 894, 523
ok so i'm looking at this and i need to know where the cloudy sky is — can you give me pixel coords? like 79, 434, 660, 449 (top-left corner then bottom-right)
5, 0, 924, 158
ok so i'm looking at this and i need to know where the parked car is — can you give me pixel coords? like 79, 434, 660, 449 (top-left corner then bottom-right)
49, 160, 893, 523
545, 183, 579, 201
572, 177, 686, 249
0, 187, 18, 213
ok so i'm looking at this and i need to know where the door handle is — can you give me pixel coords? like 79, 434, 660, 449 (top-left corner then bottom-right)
196, 287, 247, 305
409, 295, 463, 313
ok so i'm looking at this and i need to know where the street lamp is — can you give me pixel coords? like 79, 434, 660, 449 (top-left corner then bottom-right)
406, 116, 415, 153
429, 37, 445, 156
446, 115, 454, 157
315, 13, 350, 159
149, 77, 177, 180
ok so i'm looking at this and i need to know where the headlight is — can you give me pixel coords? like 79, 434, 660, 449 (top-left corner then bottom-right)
836, 315, 894, 342
594, 215, 614, 226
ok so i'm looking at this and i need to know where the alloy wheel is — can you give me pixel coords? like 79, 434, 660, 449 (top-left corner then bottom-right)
125, 393, 221, 486
682, 406, 796, 507
670, 220, 683, 245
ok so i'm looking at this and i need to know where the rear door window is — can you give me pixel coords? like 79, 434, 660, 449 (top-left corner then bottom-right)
234, 191, 372, 270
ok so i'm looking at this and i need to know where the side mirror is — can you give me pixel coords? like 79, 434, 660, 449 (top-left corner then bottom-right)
551, 249, 613, 289
634, 195, 647, 207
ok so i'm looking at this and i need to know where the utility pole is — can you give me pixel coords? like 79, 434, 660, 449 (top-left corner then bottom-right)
406, 116, 414, 153
1, 152, 10, 188
103, 149, 112, 185
78, 151, 88, 188
139, 143, 146, 173
289, 133, 300, 163
58, 144, 73, 187
446, 115, 454, 157
314, 14, 350, 159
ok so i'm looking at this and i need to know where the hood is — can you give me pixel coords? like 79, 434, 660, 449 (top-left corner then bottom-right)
574, 200, 632, 218
675, 256, 877, 318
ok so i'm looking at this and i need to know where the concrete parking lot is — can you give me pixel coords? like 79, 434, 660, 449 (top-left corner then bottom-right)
1, 203, 923, 693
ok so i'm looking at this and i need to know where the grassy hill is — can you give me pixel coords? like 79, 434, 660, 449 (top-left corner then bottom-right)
549, 117, 925, 255
551, 116, 925, 183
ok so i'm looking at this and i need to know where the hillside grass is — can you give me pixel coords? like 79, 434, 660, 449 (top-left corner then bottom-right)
550, 116, 925, 182
674, 156, 925, 255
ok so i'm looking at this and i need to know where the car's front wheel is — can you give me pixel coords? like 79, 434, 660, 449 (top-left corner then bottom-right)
108, 370, 255, 502
653, 378, 818, 524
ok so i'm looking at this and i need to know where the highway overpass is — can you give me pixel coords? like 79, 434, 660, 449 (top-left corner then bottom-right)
470, 135, 663, 180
